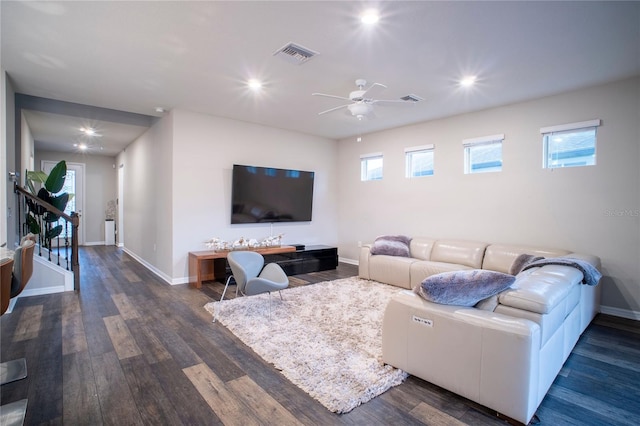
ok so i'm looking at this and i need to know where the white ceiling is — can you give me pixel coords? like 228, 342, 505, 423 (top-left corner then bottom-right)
2, 1, 639, 155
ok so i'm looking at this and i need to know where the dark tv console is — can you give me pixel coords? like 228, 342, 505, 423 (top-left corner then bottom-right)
224, 245, 338, 277
264, 245, 338, 275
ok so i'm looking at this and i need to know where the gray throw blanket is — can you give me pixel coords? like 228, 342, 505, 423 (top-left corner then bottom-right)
521, 257, 602, 286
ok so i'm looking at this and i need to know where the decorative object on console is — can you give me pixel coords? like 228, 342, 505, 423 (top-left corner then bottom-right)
204, 234, 283, 252
414, 269, 516, 307
369, 235, 412, 257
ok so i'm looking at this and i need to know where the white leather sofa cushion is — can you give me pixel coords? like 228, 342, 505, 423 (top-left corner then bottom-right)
430, 240, 487, 269
499, 266, 583, 314
369, 255, 417, 289
482, 244, 570, 274
409, 261, 473, 290
409, 237, 437, 260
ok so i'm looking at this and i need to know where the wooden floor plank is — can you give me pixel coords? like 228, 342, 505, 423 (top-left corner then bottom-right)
410, 401, 468, 425
111, 292, 141, 320
120, 355, 185, 425
103, 315, 143, 360
227, 374, 304, 425
62, 310, 88, 355
12, 304, 43, 342
183, 362, 260, 426
62, 350, 102, 425
92, 350, 145, 426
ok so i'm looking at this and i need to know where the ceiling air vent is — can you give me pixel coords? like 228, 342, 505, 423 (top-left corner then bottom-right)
400, 94, 424, 102
273, 42, 319, 65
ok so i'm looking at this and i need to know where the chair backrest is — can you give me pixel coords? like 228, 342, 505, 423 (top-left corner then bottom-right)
11, 240, 35, 299
227, 251, 264, 294
1, 258, 15, 315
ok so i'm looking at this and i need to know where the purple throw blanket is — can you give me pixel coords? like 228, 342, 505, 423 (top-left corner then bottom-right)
521, 257, 602, 286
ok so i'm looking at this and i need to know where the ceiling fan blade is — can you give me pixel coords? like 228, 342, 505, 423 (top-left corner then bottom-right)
361, 82, 387, 98
318, 104, 350, 115
312, 93, 351, 101
371, 99, 416, 105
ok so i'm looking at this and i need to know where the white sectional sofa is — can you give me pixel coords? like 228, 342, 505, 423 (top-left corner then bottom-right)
359, 237, 601, 425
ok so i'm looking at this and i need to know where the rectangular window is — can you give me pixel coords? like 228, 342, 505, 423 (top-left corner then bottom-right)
360, 153, 383, 181
541, 119, 600, 169
463, 134, 504, 174
405, 145, 434, 177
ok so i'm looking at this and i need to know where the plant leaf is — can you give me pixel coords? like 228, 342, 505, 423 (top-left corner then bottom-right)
50, 192, 69, 212
45, 211, 60, 223
26, 214, 41, 234
44, 161, 67, 194
46, 225, 63, 240
27, 170, 48, 184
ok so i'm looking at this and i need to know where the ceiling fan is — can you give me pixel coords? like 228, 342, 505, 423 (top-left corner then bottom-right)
312, 79, 418, 120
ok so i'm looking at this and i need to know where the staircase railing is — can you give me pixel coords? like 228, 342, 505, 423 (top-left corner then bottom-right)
14, 183, 80, 291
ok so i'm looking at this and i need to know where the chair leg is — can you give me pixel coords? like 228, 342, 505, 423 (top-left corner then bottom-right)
0, 398, 28, 426
220, 276, 234, 302
0, 359, 27, 385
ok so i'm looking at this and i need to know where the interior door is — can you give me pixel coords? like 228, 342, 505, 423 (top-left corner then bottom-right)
42, 161, 86, 245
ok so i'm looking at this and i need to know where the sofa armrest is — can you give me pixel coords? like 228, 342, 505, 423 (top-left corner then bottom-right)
358, 244, 373, 279
383, 290, 542, 424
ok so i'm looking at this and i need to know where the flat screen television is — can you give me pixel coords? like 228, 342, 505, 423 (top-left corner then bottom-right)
231, 164, 315, 224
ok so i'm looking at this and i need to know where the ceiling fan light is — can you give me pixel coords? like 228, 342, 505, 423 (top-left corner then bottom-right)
348, 103, 371, 117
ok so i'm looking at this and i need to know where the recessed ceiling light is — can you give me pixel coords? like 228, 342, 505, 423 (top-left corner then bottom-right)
81, 127, 95, 136
248, 79, 262, 90
155, 107, 166, 113
460, 76, 477, 87
78, 143, 87, 150
361, 9, 380, 25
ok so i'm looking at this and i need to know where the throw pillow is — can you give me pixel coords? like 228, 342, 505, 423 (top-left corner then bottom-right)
369, 235, 412, 257
414, 270, 516, 307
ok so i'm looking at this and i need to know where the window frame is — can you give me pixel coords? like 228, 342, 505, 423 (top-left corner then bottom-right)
541, 119, 600, 169
405, 144, 435, 178
462, 134, 505, 174
360, 152, 383, 181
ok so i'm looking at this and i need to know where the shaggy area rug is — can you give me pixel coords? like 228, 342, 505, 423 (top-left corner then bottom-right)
204, 277, 408, 413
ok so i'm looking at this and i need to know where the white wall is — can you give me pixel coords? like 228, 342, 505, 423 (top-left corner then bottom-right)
1, 69, 7, 245
2, 71, 16, 247
170, 109, 338, 282
337, 77, 640, 317
119, 109, 338, 284
34, 151, 117, 244
119, 112, 173, 281
20, 113, 33, 179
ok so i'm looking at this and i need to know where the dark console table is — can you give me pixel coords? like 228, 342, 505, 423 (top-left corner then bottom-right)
262, 245, 338, 275
190, 245, 338, 288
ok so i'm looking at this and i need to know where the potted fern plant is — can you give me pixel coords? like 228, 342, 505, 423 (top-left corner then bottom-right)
25, 160, 73, 248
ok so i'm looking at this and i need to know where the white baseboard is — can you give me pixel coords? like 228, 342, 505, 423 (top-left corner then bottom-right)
84, 241, 105, 246
600, 305, 640, 321
122, 247, 176, 285
339, 257, 358, 266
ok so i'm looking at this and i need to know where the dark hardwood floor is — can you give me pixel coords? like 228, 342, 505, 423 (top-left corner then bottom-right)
1, 246, 639, 425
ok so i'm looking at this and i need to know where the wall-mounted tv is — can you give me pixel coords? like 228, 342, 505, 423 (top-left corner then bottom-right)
231, 164, 315, 224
